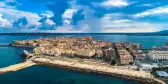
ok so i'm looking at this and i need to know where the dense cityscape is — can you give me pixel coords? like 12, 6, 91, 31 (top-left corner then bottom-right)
13, 36, 168, 74
0, 36, 164, 84
0, 0, 168, 84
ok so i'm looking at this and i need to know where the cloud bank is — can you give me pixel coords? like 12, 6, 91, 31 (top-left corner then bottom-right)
0, 0, 167, 33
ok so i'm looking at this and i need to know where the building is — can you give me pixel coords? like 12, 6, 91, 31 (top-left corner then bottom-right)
33, 47, 45, 55
75, 49, 96, 58
33, 47, 61, 56
156, 71, 168, 77
135, 50, 147, 60
118, 49, 133, 65
103, 48, 115, 63
136, 61, 159, 71
148, 50, 168, 61
96, 49, 103, 58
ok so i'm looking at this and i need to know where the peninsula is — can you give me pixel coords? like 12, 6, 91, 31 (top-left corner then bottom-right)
0, 36, 166, 84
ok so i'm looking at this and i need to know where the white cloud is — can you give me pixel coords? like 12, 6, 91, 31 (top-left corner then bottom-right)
62, 8, 77, 25
0, 6, 41, 28
5, 0, 15, 2
63, 19, 71, 25
111, 19, 131, 23
101, 0, 129, 7
45, 19, 55, 25
40, 11, 54, 18
37, 16, 55, 30
134, 6, 168, 18
103, 27, 158, 33
63, 9, 77, 19
101, 13, 160, 33
0, 13, 12, 28
68, 1, 158, 33
53, 25, 85, 33
0, 1, 57, 30
0, 2, 6, 7
137, 4, 154, 7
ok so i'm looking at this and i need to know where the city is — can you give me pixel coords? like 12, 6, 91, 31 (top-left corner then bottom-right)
8, 36, 168, 84
0, 0, 168, 84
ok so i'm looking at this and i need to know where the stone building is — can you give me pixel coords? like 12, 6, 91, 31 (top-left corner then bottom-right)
103, 48, 115, 63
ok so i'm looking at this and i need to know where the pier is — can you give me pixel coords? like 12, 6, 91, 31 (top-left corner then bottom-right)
0, 61, 36, 73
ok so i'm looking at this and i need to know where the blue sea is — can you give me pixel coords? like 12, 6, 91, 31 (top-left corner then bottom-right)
0, 34, 168, 84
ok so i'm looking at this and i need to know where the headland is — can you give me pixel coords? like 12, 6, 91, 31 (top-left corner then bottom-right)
0, 36, 166, 84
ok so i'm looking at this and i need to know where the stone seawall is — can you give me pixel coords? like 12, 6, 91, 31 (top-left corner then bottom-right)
10, 43, 164, 84
33, 58, 162, 84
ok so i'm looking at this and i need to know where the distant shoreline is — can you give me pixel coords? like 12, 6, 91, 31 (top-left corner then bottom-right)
1, 33, 168, 36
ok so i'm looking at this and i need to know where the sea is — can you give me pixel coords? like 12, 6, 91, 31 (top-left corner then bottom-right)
0, 34, 168, 84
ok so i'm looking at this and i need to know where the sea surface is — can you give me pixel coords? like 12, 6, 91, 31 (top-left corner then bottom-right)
0, 34, 168, 84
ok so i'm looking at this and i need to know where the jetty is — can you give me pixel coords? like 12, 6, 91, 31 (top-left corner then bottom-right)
32, 56, 159, 84
0, 61, 36, 73
0, 51, 36, 74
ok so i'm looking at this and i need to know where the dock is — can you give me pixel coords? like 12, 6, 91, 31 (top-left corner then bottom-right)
0, 61, 36, 73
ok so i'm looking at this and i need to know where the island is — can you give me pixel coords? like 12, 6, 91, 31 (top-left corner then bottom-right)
0, 36, 166, 84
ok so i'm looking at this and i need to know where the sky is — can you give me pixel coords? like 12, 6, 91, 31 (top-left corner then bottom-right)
0, 0, 168, 33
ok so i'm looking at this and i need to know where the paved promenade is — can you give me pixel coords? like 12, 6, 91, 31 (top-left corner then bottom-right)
0, 61, 36, 73
33, 56, 153, 80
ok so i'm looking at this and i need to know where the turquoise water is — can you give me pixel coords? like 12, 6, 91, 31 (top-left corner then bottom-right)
0, 34, 168, 84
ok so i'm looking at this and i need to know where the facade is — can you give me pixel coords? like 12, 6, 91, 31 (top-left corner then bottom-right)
76, 49, 96, 58
118, 49, 133, 65
148, 50, 168, 61
33, 47, 61, 56
136, 61, 159, 71
33, 47, 45, 55
103, 48, 115, 63
96, 49, 103, 58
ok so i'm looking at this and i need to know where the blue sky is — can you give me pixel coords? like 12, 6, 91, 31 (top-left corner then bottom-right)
0, 0, 167, 33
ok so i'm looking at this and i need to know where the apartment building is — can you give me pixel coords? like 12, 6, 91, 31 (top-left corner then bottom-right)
148, 50, 168, 61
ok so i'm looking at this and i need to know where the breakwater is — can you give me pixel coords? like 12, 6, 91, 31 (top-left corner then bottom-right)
32, 57, 163, 84
0, 61, 36, 73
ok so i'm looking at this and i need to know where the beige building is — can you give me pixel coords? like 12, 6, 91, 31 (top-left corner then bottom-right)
118, 50, 133, 65
96, 50, 103, 58
76, 49, 96, 58
148, 50, 168, 61
103, 48, 115, 62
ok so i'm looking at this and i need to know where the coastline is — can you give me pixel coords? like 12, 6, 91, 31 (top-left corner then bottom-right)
10, 41, 165, 84
32, 56, 161, 84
